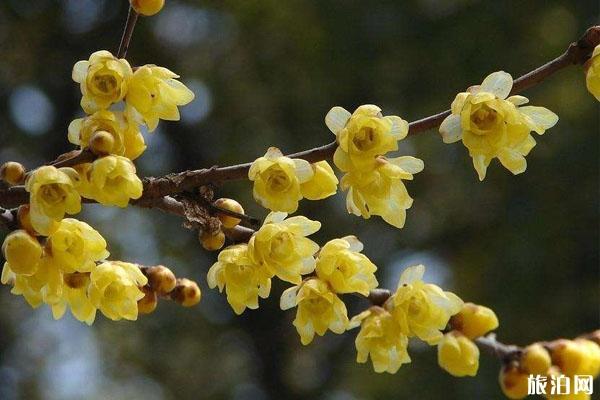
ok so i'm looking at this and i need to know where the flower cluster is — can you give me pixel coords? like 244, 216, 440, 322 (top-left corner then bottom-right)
439, 71, 558, 180
326, 105, 423, 228
249, 148, 338, 213
348, 265, 464, 373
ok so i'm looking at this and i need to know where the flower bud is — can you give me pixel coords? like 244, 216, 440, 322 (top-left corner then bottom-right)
200, 230, 225, 251
437, 332, 479, 377
2, 229, 42, 275
137, 286, 158, 314
89, 130, 115, 155
521, 343, 551, 375
145, 265, 176, 295
0, 161, 26, 185
499, 363, 529, 399
17, 205, 35, 234
550, 339, 590, 376
450, 302, 499, 339
214, 198, 244, 228
130, 0, 165, 16
170, 278, 201, 307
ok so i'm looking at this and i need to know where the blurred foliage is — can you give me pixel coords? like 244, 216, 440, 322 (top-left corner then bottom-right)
0, 1, 598, 399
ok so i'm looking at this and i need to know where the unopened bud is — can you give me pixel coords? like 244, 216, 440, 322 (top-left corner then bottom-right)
170, 278, 201, 307
0, 161, 26, 185
130, 0, 165, 16
200, 230, 225, 251
521, 343, 551, 375
450, 302, 499, 339
499, 363, 529, 400
138, 286, 158, 314
145, 265, 176, 296
214, 198, 244, 228
89, 130, 115, 155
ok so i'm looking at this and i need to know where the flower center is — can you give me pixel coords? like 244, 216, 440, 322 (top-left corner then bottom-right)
93, 74, 118, 95
470, 106, 499, 133
266, 168, 291, 192
41, 184, 66, 205
353, 127, 377, 151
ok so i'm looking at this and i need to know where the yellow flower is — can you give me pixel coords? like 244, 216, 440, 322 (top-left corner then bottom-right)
25, 166, 82, 235
439, 71, 558, 180
585, 45, 600, 101
126, 65, 195, 131
248, 212, 320, 284
325, 105, 409, 172
2, 229, 43, 276
348, 306, 411, 374
280, 278, 348, 345
341, 156, 423, 228
437, 332, 479, 377
77, 155, 143, 207
207, 244, 272, 315
390, 265, 463, 344
248, 147, 314, 213
1, 257, 63, 309
450, 302, 499, 339
300, 161, 338, 200
551, 339, 600, 377
499, 363, 529, 399
521, 343, 552, 375
46, 218, 109, 273
89, 261, 147, 321
51, 273, 97, 325
72, 50, 133, 113
315, 236, 377, 296
68, 110, 146, 160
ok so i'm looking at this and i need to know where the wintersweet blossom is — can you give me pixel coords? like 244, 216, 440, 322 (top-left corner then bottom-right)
450, 302, 499, 339
89, 261, 147, 321
341, 156, 423, 228
247, 212, 320, 284
280, 278, 348, 345
348, 306, 411, 373
585, 45, 600, 101
45, 218, 109, 273
207, 244, 272, 315
390, 264, 463, 344
76, 155, 143, 207
325, 104, 409, 171
315, 236, 377, 296
68, 110, 146, 160
248, 147, 314, 213
439, 71, 558, 180
72, 50, 133, 113
52, 273, 97, 325
126, 65, 195, 131
300, 161, 338, 200
1, 230, 43, 276
437, 332, 480, 377
25, 166, 82, 235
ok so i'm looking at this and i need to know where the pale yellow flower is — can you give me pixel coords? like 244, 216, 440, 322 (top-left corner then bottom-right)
72, 50, 133, 113
247, 212, 320, 284
25, 166, 82, 235
46, 218, 109, 273
325, 104, 409, 171
439, 71, 558, 180
300, 161, 338, 200
248, 147, 313, 213
585, 45, 600, 101
437, 332, 479, 377
450, 302, 499, 339
1, 229, 43, 276
89, 261, 147, 321
341, 156, 423, 228
68, 110, 146, 160
390, 265, 463, 344
280, 278, 348, 345
51, 273, 97, 325
126, 65, 195, 131
315, 236, 377, 296
76, 155, 143, 207
348, 306, 411, 374
1, 256, 63, 309
207, 244, 271, 315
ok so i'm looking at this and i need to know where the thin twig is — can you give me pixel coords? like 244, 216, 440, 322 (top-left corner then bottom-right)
117, 6, 139, 59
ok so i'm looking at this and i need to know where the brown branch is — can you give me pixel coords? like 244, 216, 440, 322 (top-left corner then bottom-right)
117, 6, 139, 59
475, 334, 523, 363
0, 208, 16, 230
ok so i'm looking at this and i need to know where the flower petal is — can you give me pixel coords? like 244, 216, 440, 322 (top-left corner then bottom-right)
439, 114, 463, 143
479, 71, 513, 99
325, 106, 351, 134
518, 106, 559, 134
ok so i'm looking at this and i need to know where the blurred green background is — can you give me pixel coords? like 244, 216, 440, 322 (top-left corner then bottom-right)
0, 1, 598, 399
